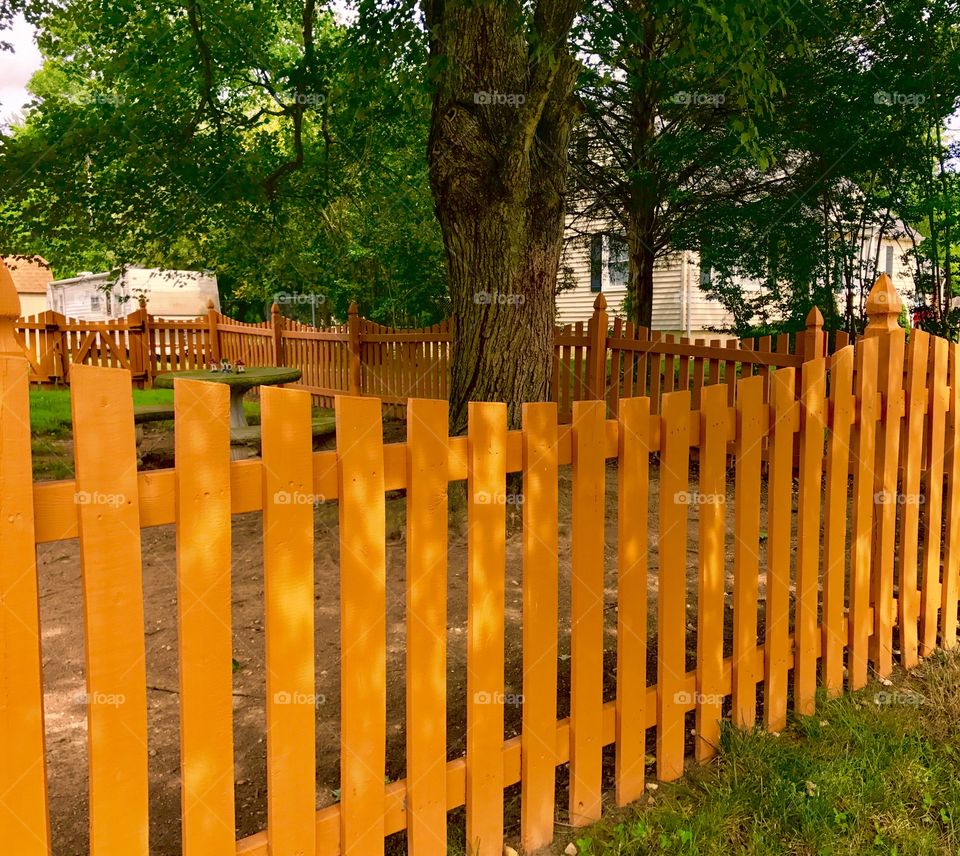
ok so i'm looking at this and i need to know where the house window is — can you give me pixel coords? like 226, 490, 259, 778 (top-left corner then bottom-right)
885, 245, 895, 277
590, 234, 603, 292
700, 265, 712, 288
589, 233, 628, 292
90, 295, 101, 312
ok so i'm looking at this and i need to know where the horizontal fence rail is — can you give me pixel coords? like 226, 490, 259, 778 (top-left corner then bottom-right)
3, 274, 960, 855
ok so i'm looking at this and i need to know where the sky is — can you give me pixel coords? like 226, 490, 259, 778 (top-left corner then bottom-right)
1, 15, 43, 127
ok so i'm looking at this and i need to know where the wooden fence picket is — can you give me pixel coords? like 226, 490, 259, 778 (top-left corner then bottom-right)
335, 395, 387, 855
795, 356, 826, 714
262, 386, 317, 856
405, 398, 449, 855
822, 347, 854, 695
466, 402, 507, 856
921, 337, 950, 656
696, 384, 729, 757
615, 396, 650, 802
898, 331, 930, 668
941, 344, 960, 650
0, 356, 50, 856
521, 402, 559, 850
657, 391, 690, 780
70, 364, 149, 856
850, 336, 880, 690
870, 329, 905, 676
569, 399, 606, 825
732, 375, 766, 728
764, 367, 797, 732
174, 379, 236, 855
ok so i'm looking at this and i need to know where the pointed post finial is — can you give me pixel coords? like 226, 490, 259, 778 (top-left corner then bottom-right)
803, 304, 826, 360
0, 257, 23, 357
348, 300, 358, 317
864, 272, 902, 338
593, 292, 607, 312
207, 298, 215, 310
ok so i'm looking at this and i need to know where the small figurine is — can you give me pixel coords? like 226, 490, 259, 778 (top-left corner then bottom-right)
235, 358, 246, 374
220, 357, 231, 372
209, 360, 219, 372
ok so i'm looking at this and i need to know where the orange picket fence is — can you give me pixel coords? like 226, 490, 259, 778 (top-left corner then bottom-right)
2, 273, 959, 856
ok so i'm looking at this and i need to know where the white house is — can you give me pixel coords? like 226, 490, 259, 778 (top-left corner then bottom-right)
47, 267, 221, 321
2, 255, 52, 316
556, 217, 920, 333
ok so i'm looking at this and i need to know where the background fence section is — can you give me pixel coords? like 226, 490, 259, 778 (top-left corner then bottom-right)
4, 274, 960, 855
15, 294, 834, 419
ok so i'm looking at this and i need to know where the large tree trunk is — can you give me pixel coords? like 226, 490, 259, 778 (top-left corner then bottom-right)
424, 0, 580, 433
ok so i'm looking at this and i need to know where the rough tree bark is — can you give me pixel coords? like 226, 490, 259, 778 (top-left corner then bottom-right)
423, 0, 582, 432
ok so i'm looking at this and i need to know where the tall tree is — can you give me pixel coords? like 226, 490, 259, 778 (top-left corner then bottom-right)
421, 0, 581, 430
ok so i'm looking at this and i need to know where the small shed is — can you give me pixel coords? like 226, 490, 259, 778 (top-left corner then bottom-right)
48, 267, 221, 321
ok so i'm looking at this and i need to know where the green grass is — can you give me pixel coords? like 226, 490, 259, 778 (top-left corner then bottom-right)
568, 651, 960, 855
28, 387, 261, 436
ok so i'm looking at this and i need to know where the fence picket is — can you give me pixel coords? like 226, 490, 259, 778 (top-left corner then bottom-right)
262, 386, 317, 856
822, 347, 854, 694
795, 356, 826, 714
658, 391, 690, 780
732, 375, 765, 728
697, 384, 729, 758
174, 379, 236, 855
850, 337, 880, 690
615, 396, 650, 803
335, 395, 387, 855
871, 330, 905, 676
466, 402, 507, 856
0, 357, 50, 856
570, 399, 606, 825
70, 364, 149, 856
921, 337, 949, 656
941, 344, 960, 650
764, 367, 797, 732
521, 402, 559, 849
898, 332, 930, 667
405, 399, 449, 855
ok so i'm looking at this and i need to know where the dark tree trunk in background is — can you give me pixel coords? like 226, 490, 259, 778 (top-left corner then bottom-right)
627, 208, 657, 328
424, 0, 581, 432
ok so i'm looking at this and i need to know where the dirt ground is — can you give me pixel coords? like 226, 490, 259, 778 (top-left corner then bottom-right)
36, 422, 779, 855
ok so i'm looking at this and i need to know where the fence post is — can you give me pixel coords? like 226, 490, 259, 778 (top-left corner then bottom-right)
0, 258, 21, 357
131, 294, 149, 388
271, 302, 285, 366
206, 299, 221, 363
801, 305, 826, 360
586, 293, 609, 402
348, 301, 362, 395
863, 272, 902, 339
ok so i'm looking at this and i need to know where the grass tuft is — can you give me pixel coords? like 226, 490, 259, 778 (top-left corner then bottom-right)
568, 650, 960, 855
